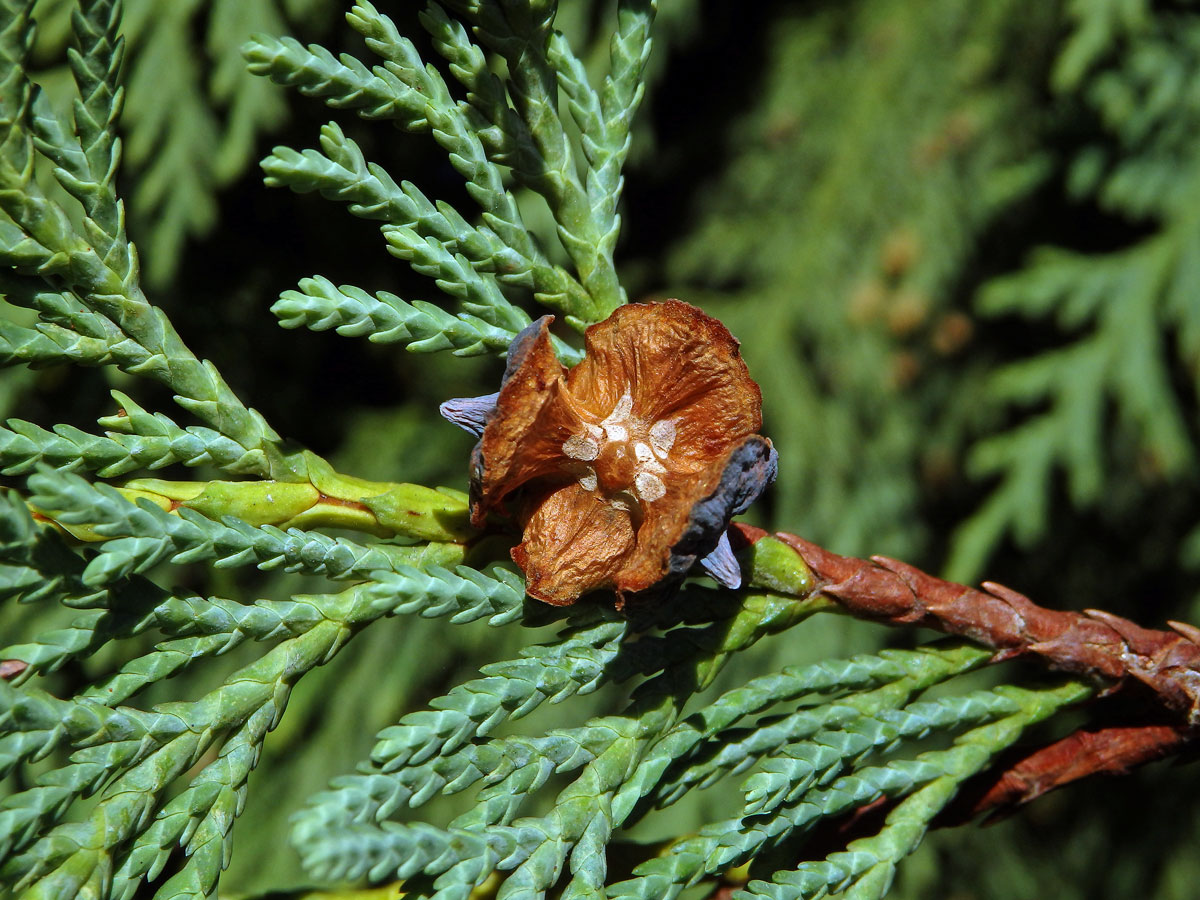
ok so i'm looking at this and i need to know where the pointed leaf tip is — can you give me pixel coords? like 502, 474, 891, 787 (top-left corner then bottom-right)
439, 391, 500, 437
700, 529, 742, 589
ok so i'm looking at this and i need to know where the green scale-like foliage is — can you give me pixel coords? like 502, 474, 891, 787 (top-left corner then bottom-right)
0, 390, 272, 476
0, 0, 676, 895
244, 0, 626, 344
0, 0, 283, 480
291, 633, 1087, 900
25, 0, 341, 288
653, 0, 1061, 563
944, 1, 1200, 580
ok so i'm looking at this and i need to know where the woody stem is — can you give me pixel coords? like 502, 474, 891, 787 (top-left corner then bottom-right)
733, 522, 1200, 815
733, 522, 1200, 724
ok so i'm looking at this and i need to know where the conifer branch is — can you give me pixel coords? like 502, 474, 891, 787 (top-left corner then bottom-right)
739, 683, 1047, 819
5, 4, 1197, 900
342, 0, 565, 297
3, 568, 525, 721
0, 494, 182, 687
21, 389, 273, 477
412, 1, 613, 323
741, 766, 990, 900
102, 453, 475, 543
941, 722, 1189, 825
96, 389, 281, 475
368, 611, 627, 772
0, 418, 150, 478
608, 680, 1088, 900
243, 25, 587, 315
5, 575, 522, 710
361, 562, 527, 626
946, 244, 1195, 580
44, 0, 124, 252
257, 126, 580, 359
291, 611, 629, 865
24, 467, 465, 586
107, 705, 273, 900
0, 490, 89, 607
418, 2, 519, 152
0, 677, 194, 859
649, 644, 996, 809
73, 590, 356, 706
260, 123, 529, 330
487, 593, 849, 900
0, 316, 136, 370
548, 0, 655, 293
441, 0, 627, 320
245, 4, 598, 326
246, 0, 648, 329
943, 12, 1200, 580
0, 583, 162, 684
736, 526, 1200, 726
0, 0, 289, 481
112, 0, 295, 287
1, 547, 526, 896
1, 618, 348, 895
290, 589, 833, 888
242, 33, 421, 123
273, 274, 517, 358
0, 557, 523, 796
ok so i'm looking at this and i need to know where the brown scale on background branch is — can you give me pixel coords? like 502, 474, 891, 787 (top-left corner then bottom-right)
943, 723, 1191, 822
810, 722, 1191, 839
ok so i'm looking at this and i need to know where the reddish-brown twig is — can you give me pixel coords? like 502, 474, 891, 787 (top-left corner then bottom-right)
735, 524, 1200, 724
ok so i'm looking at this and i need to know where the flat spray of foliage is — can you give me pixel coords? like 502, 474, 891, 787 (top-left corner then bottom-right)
0, 2, 1196, 900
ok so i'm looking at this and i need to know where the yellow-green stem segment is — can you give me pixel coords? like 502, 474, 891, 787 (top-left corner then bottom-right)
50, 451, 476, 544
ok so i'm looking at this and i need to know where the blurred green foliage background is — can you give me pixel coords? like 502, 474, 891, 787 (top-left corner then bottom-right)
5, 0, 1200, 896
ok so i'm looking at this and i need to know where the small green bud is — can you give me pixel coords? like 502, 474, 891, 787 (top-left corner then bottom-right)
743, 536, 818, 597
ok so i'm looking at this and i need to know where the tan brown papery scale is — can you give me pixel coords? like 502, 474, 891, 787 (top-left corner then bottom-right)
473, 301, 769, 606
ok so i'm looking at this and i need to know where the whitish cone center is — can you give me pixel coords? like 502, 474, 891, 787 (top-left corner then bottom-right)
561, 392, 677, 507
